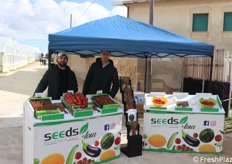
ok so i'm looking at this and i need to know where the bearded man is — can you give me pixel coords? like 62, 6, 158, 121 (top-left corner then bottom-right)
34, 52, 78, 100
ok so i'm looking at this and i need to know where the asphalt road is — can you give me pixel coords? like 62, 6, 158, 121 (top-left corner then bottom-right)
0, 61, 231, 164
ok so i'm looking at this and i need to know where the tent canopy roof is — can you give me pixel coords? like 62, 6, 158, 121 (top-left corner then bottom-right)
48, 15, 214, 58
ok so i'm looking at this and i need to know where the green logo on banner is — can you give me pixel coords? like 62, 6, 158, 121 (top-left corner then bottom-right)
180, 116, 188, 124
80, 123, 88, 134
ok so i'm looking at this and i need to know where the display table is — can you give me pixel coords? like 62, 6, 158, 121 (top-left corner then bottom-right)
23, 100, 123, 164
143, 93, 225, 154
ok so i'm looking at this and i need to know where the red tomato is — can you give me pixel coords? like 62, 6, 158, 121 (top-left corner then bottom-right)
94, 140, 99, 147
176, 145, 182, 150
75, 152, 82, 160
215, 134, 222, 142
193, 133, 198, 138
115, 137, 121, 145
175, 138, 181, 144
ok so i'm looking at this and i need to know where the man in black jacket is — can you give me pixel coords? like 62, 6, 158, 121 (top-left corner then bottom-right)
34, 52, 78, 100
83, 50, 119, 98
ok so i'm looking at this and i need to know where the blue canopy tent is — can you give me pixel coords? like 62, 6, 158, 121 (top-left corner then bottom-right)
48, 15, 214, 91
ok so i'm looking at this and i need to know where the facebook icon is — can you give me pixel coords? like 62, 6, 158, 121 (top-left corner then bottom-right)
104, 124, 110, 131
204, 121, 209, 126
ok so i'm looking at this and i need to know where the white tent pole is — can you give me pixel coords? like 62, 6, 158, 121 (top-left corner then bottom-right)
202, 58, 205, 93
228, 58, 232, 117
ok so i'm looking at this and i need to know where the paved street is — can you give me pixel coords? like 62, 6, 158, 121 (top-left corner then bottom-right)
0, 61, 231, 164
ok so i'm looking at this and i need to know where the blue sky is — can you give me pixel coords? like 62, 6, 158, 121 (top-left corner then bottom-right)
0, 0, 127, 54
56, 0, 116, 9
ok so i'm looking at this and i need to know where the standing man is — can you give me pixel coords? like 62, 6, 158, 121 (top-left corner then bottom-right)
83, 50, 119, 98
34, 52, 78, 100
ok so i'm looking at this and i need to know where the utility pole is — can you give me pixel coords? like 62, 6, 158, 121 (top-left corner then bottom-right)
70, 14, 72, 28
149, 0, 153, 25
145, 0, 153, 93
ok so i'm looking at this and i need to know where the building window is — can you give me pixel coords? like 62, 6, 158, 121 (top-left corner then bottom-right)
223, 12, 232, 31
192, 14, 208, 32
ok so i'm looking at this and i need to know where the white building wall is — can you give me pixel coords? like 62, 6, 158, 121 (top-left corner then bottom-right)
0, 37, 40, 73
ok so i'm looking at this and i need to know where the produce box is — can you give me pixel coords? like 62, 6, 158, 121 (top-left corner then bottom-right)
72, 105, 93, 118
61, 96, 73, 114
101, 107, 118, 114
29, 97, 64, 120
199, 96, 221, 113
61, 92, 90, 116
144, 95, 170, 110
92, 94, 120, 109
175, 101, 192, 111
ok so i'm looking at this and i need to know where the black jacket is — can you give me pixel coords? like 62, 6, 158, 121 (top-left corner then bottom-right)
34, 64, 78, 100
82, 58, 119, 98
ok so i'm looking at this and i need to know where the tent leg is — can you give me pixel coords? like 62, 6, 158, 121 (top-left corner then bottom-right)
48, 50, 52, 69
208, 56, 214, 92
228, 61, 232, 117
144, 55, 147, 93
202, 58, 206, 93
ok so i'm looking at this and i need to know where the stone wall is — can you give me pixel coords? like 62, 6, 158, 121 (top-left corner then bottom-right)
68, 55, 138, 100
150, 58, 184, 93
67, 55, 183, 97
68, 55, 183, 100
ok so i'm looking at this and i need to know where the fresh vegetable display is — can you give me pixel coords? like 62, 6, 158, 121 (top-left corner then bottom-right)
29, 98, 61, 119
199, 128, 214, 143
25, 97, 123, 164
64, 92, 88, 108
82, 140, 101, 157
54, 103, 67, 113
30, 99, 56, 111
92, 95, 116, 108
199, 97, 216, 108
182, 130, 200, 147
176, 101, 189, 108
152, 96, 168, 107
143, 94, 224, 154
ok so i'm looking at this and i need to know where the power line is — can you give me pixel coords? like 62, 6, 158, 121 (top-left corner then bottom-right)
72, 0, 96, 26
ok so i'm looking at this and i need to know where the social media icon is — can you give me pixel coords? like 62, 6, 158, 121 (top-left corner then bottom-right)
104, 124, 110, 131
204, 121, 209, 126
